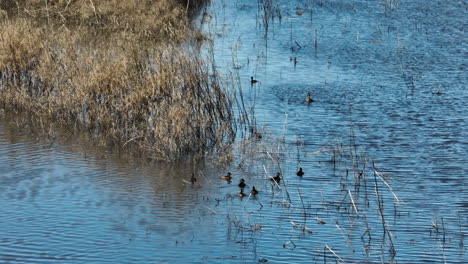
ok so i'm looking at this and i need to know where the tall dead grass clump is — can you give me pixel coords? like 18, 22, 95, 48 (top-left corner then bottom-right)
0, 0, 208, 41
0, 0, 235, 162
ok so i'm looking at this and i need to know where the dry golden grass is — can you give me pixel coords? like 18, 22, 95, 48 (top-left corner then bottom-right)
0, 0, 236, 162
0, 0, 208, 42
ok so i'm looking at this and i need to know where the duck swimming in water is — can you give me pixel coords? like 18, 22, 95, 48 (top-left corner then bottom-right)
238, 179, 246, 188
250, 76, 258, 85
238, 189, 246, 198
250, 186, 259, 196
306, 92, 314, 103
271, 172, 281, 184
220, 172, 232, 181
297, 168, 304, 176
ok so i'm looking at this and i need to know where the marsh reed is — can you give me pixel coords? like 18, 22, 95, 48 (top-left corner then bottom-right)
0, 0, 236, 161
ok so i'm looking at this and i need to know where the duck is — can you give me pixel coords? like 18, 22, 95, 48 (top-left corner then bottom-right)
271, 172, 281, 184
250, 76, 258, 84
250, 186, 259, 196
238, 189, 246, 198
220, 172, 232, 181
190, 173, 197, 184
297, 168, 304, 176
306, 92, 314, 103
238, 179, 246, 188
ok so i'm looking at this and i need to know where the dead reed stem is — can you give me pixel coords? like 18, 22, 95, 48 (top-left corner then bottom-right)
324, 245, 346, 263
373, 166, 396, 257
297, 187, 307, 227
372, 162, 401, 203
347, 189, 359, 216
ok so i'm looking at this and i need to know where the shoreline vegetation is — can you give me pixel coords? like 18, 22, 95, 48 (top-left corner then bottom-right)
0, 0, 236, 162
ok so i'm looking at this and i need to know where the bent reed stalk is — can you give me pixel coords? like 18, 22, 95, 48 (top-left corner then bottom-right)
0, 0, 236, 161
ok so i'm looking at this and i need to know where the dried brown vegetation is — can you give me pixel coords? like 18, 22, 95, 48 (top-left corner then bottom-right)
0, 0, 236, 161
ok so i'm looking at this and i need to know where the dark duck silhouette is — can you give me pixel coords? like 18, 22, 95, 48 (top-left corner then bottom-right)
271, 172, 281, 184
250, 186, 259, 196
250, 76, 258, 85
238, 179, 246, 188
297, 168, 304, 176
306, 92, 314, 103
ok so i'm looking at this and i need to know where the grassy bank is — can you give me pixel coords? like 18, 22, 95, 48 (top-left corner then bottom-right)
0, 0, 235, 161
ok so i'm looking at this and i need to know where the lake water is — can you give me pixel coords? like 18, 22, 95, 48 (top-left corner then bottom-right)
1, 0, 467, 263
